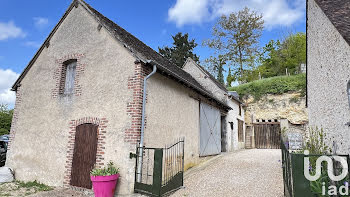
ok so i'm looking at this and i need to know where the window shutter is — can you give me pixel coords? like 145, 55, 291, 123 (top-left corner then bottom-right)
64, 61, 77, 94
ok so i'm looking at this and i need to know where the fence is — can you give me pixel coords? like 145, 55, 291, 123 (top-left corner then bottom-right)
281, 141, 293, 196
134, 138, 184, 196
281, 140, 350, 197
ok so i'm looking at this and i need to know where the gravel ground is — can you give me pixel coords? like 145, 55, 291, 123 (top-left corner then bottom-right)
1, 149, 282, 197
28, 188, 93, 197
171, 149, 284, 197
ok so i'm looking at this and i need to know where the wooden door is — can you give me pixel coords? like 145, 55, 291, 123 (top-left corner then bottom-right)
254, 123, 281, 149
70, 123, 98, 188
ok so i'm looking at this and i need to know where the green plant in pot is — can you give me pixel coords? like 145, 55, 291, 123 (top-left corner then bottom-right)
90, 161, 120, 197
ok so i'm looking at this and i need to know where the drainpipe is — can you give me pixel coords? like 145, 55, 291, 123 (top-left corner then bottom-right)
137, 61, 157, 182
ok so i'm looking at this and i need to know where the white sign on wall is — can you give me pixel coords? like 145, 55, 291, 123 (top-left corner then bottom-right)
287, 133, 303, 150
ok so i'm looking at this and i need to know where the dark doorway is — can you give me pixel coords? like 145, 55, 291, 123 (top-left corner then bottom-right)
221, 116, 227, 152
70, 123, 98, 188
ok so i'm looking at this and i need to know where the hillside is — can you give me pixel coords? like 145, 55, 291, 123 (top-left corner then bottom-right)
228, 74, 308, 125
228, 74, 306, 102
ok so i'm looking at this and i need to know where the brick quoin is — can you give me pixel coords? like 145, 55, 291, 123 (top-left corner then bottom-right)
7, 87, 22, 151
63, 117, 108, 186
52, 53, 86, 98
125, 63, 151, 145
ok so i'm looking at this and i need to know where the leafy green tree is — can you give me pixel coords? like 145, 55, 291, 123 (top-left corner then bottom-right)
204, 7, 264, 83
217, 64, 224, 85
204, 55, 226, 85
260, 32, 306, 78
280, 32, 306, 74
0, 104, 13, 136
259, 39, 282, 78
226, 68, 234, 87
158, 32, 200, 68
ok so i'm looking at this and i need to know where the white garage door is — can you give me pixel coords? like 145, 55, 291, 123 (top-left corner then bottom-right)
200, 102, 221, 156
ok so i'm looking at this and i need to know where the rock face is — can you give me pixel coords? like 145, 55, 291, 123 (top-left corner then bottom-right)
244, 92, 308, 125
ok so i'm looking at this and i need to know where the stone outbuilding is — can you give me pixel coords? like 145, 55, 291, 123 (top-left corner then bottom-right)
307, 0, 350, 153
6, 0, 244, 195
183, 58, 245, 151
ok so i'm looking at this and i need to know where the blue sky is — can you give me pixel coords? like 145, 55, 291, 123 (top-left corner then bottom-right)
0, 0, 306, 107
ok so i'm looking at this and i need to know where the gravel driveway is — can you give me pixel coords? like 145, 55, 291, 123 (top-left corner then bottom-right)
171, 149, 283, 197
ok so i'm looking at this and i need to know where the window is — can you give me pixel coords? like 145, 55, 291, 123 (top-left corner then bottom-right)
61, 60, 77, 95
239, 105, 242, 116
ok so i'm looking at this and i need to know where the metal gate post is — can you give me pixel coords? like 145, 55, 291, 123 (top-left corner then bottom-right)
153, 148, 163, 196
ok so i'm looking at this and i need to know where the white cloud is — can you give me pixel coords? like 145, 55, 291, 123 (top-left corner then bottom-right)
0, 68, 19, 107
168, 0, 211, 27
0, 21, 26, 41
24, 41, 41, 48
168, 0, 306, 28
33, 17, 49, 28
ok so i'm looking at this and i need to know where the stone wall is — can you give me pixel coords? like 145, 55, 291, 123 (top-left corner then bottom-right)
183, 58, 245, 150
6, 5, 140, 194
308, 0, 350, 154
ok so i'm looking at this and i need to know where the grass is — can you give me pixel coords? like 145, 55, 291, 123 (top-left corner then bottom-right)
0, 181, 53, 196
16, 180, 53, 192
228, 74, 306, 101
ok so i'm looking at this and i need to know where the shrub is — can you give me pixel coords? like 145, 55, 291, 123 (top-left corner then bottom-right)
91, 161, 119, 176
303, 127, 331, 154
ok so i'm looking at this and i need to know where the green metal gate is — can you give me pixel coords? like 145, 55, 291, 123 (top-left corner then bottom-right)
281, 140, 295, 197
281, 140, 350, 197
133, 138, 184, 196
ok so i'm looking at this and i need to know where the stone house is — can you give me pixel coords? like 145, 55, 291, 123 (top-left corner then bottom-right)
183, 58, 245, 151
308, 0, 350, 153
6, 0, 243, 195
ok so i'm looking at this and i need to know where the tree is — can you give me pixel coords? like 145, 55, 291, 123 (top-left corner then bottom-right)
226, 68, 234, 87
217, 65, 224, 86
204, 7, 264, 83
260, 32, 306, 78
259, 39, 282, 78
0, 104, 13, 136
158, 32, 200, 68
204, 55, 226, 85
280, 32, 306, 74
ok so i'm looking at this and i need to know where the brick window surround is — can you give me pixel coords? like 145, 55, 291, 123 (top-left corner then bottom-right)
52, 53, 86, 98
63, 117, 108, 186
125, 63, 151, 145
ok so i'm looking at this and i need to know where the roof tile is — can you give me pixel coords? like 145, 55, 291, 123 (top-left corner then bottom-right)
314, 0, 350, 45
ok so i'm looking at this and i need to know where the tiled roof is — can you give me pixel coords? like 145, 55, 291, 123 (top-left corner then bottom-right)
12, 0, 231, 110
80, 0, 230, 110
314, 0, 350, 45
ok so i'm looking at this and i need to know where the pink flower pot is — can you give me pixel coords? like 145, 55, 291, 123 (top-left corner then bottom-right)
91, 174, 119, 197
